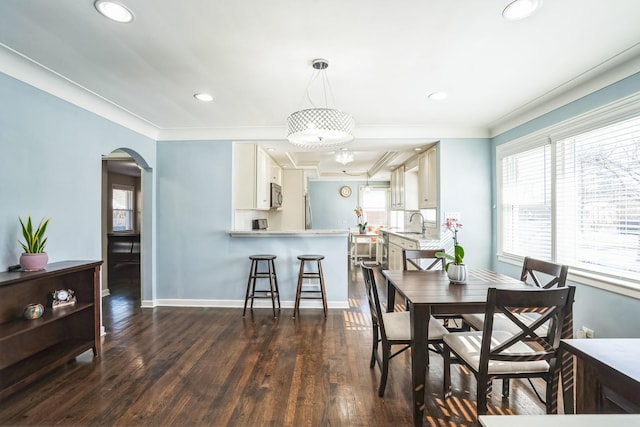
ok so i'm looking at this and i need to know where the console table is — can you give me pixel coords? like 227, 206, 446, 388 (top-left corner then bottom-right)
0, 260, 102, 400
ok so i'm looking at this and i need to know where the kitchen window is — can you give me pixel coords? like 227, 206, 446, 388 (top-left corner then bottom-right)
358, 185, 389, 227
112, 185, 134, 232
497, 94, 640, 294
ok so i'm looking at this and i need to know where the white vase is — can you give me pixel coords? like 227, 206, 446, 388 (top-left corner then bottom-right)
447, 264, 467, 284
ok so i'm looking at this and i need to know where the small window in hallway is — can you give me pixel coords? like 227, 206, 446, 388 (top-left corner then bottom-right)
112, 186, 134, 231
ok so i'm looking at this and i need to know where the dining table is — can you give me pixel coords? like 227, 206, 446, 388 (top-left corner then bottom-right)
382, 268, 575, 427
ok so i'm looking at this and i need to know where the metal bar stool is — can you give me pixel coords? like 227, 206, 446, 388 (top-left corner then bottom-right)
293, 254, 327, 318
243, 254, 281, 317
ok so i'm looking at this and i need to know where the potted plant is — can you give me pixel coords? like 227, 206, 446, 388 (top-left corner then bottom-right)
435, 218, 467, 284
18, 215, 50, 271
354, 207, 368, 234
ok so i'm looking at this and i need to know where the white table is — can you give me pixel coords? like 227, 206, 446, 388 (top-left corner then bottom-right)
480, 414, 640, 427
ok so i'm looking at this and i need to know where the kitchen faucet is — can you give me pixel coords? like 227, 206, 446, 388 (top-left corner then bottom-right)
410, 212, 426, 235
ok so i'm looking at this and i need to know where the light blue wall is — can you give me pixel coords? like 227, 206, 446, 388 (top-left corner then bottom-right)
0, 72, 155, 269
490, 71, 640, 338
439, 138, 492, 269
308, 180, 387, 229
154, 141, 349, 304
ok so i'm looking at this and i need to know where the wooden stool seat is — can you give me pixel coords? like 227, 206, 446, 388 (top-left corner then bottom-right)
243, 254, 280, 317
293, 255, 327, 318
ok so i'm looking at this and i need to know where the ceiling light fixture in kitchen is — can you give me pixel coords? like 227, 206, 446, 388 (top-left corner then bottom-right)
335, 148, 354, 165
94, 1, 134, 23
287, 59, 354, 149
502, 0, 542, 21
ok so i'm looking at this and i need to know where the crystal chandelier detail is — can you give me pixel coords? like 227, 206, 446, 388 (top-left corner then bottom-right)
335, 148, 354, 165
287, 59, 355, 148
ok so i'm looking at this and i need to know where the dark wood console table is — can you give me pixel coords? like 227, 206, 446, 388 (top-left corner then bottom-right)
0, 260, 102, 400
560, 338, 640, 414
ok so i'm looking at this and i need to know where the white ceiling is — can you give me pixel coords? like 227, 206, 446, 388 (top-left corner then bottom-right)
1, 0, 639, 179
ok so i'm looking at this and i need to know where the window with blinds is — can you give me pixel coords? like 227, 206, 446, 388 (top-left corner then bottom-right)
498, 110, 640, 284
555, 115, 640, 280
501, 144, 551, 260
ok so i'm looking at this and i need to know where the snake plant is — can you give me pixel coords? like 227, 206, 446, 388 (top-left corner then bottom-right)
19, 215, 50, 253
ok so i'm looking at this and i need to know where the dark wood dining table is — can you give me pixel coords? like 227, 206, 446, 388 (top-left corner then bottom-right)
382, 268, 574, 427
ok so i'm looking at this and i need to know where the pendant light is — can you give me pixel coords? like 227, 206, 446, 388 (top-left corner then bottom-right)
287, 59, 355, 148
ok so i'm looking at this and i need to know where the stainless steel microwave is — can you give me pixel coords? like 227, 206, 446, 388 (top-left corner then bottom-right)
270, 183, 282, 209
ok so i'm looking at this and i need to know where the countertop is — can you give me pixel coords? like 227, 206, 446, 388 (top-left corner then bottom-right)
228, 229, 349, 237
380, 228, 441, 244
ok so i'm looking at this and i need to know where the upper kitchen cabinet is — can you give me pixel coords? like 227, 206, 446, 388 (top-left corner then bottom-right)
390, 165, 405, 210
418, 147, 438, 209
234, 143, 280, 210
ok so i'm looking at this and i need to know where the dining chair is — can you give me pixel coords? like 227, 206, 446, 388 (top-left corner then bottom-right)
462, 257, 569, 335
360, 262, 449, 397
461, 257, 569, 397
443, 285, 576, 415
402, 249, 445, 271
402, 249, 463, 330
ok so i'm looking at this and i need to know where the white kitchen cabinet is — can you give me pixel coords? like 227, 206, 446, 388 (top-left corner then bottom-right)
388, 233, 418, 270
390, 165, 405, 210
418, 147, 438, 209
233, 143, 272, 210
270, 157, 282, 185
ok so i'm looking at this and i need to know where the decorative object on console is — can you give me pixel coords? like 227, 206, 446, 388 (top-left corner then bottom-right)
287, 58, 354, 148
23, 303, 44, 320
435, 217, 466, 284
354, 207, 367, 234
18, 215, 50, 271
52, 289, 76, 309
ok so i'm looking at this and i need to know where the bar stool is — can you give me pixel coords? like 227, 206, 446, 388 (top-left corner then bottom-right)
293, 255, 328, 318
243, 255, 281, 317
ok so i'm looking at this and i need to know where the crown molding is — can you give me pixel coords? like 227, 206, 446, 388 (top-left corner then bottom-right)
0, 43, 160, 140
489, 43, 640, 138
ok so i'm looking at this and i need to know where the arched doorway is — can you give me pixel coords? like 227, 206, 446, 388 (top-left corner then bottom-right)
101, 149, 152, 317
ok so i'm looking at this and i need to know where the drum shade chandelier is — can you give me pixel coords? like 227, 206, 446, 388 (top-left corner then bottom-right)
287, 59, 354, 148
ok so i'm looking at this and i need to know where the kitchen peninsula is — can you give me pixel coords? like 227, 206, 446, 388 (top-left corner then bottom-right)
228, 229, 350, 309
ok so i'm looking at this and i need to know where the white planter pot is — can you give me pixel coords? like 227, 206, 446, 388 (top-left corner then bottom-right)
447, 264, 467, 284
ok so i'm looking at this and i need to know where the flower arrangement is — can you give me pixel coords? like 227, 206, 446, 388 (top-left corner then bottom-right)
354, 207, 367, 233
435, 218, 464, 271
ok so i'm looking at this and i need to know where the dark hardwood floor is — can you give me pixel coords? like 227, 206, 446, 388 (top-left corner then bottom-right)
0, 262, 547, 426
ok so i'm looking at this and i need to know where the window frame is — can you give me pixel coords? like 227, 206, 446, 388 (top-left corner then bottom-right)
112, 184, 135, 232
496, 92, 640, 299
358, 184, 390, 227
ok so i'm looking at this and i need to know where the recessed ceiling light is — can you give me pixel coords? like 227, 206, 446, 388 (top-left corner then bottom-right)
94, 1, 134, 23
414, 148, 423, 151
428, 92, 448, 101
502, 0, 542, 21
193, 93, 214, 102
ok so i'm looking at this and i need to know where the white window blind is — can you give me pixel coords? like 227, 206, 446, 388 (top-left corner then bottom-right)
555, 115, 640, 280
500, 144, 552, 260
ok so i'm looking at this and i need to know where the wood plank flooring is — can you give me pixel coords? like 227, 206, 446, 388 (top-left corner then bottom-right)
0, 262, 547, 426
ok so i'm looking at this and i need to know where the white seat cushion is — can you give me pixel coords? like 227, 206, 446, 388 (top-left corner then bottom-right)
382, 311, 449, 341
443, 331, 550, 375
462, 312, 549, 337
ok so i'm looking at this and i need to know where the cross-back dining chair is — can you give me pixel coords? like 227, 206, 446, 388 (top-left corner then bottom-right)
360, 262, 449, 397
462, 257, 569, 334
402, 249, 445, 271
402, 249, 464, 330
443, 285, 576, 416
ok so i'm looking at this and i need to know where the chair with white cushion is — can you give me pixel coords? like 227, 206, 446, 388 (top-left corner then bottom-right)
461, 257, 569, 397
443, 285, 575, 415
462, 257, 569, 335
360, 262, 449, 397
